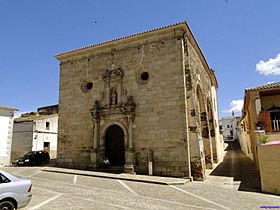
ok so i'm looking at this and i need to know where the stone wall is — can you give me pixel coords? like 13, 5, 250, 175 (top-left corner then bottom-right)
182, 33, 216, 179
57, 31, 190, 177
56, 23, 220, 179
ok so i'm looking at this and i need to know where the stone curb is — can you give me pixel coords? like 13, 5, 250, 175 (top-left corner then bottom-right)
41, 167, 190, 185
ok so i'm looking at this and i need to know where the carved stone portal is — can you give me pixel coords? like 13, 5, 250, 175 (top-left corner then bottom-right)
90, 64, 136, 173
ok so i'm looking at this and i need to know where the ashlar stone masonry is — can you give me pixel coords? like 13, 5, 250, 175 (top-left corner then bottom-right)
55, 22, 223, 180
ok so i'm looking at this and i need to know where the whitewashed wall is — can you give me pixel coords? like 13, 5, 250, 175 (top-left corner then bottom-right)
219, 117, 240, 141
0, 108, 15, 166
32, 115, 58, 159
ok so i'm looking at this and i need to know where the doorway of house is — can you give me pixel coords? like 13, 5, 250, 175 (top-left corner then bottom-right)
105, 124, 125, 167
43, 142, 50, 153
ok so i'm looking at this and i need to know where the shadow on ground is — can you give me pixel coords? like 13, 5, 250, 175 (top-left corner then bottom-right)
210, 141, 261, 192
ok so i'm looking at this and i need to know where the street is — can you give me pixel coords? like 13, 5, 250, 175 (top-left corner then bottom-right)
3, 148, 280, 210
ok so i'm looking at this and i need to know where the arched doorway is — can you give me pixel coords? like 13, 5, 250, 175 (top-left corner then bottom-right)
105, 124, 125, 166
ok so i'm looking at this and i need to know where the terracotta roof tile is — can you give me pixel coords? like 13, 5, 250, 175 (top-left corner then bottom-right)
14, 114, 58, 123
245, 81, 280, 91
55, 21, 187, 58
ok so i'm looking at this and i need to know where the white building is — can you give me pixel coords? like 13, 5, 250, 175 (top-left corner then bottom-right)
219, 116, 241, 141
0, 106, 17, 166
11, 105, 58, 162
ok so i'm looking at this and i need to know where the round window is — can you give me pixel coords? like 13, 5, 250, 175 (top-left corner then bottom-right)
81, 81, 93, 93
140, 72, 149, 81
86, 82, 93, 90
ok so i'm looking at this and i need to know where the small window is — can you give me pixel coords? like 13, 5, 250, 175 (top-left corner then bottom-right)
46, 122, 50, 130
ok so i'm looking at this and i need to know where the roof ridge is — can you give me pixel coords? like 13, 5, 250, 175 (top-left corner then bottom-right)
245, 81, 280, 91
55, 21, 187, 58
0, 106, 17, 111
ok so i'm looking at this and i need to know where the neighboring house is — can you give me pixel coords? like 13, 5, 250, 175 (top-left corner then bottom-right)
0, 106, 17, 166
240, 81, 280, 195
11, 105, 58, 163
219, 116, 241, 141
55, 22, 224, 180
240, 82, 280, 163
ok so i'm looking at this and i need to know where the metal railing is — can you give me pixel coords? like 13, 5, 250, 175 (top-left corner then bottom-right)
271, 119, 280, 131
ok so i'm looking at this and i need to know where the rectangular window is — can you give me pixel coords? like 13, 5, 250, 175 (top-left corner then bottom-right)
46, 122, 50, 130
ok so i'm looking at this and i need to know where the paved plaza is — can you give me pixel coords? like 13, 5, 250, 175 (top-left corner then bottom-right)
3, 142, 280, 210
2, 142, 279, 209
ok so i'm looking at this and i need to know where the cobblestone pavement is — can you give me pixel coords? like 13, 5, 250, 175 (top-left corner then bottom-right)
2, 145, 279, 209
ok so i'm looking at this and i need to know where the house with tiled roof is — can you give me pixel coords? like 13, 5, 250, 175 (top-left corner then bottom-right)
240, 81, 280, 161
11, 105, 58, 163
0, 106, 17, 166
240, 81, 280, 194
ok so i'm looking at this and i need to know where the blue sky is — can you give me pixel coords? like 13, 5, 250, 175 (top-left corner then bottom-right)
1, 0, 280, 117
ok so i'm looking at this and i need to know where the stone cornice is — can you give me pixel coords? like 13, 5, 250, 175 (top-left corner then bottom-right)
55, 21, 217, 88
55, 22, 187, 60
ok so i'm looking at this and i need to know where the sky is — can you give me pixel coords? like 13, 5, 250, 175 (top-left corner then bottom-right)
1, 0, 280, 117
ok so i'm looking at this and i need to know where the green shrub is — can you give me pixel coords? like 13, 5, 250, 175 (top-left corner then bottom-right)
260, 135, 269, 144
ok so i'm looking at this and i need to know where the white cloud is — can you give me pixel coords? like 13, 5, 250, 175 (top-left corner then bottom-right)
223, 99, 244, 113
256, 53, 280, 75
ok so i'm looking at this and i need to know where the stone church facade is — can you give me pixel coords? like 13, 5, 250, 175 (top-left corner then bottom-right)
55, 22, 223, 180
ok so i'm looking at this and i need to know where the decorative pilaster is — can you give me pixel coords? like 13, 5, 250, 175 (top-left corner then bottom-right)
124, 96, 136, 174
89, 100, 102, 169
128, 115, 133, 149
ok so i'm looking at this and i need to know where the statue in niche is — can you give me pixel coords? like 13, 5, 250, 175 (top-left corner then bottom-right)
110, 91, 117, 105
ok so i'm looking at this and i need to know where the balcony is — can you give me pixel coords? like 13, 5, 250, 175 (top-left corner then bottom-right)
258, 111, 280, 132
